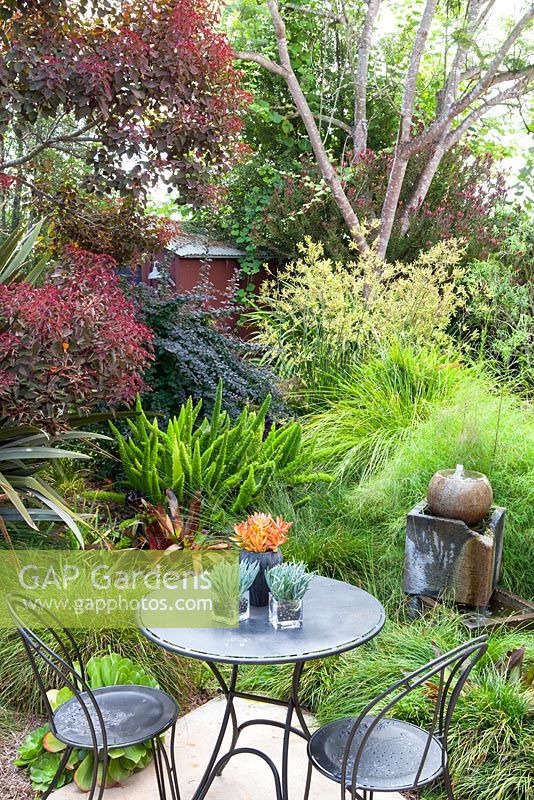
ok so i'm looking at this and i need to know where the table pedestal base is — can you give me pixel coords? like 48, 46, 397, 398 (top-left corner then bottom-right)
190, 660, 311, 800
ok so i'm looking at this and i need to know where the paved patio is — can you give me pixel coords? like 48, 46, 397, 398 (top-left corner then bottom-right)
50, 696, 403, 800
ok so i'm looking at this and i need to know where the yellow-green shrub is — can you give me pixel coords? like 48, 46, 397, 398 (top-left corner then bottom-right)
249, 238, 467, 395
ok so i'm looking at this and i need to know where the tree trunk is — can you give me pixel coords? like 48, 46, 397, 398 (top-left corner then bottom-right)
351, 0, 381, 159
265, 0, 369, 253
377, 0, 439, 258
398, 140, 447, 235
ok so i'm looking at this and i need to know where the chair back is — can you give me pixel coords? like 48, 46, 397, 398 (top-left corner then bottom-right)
7, 595, 108, 758
341, 635, 488, 798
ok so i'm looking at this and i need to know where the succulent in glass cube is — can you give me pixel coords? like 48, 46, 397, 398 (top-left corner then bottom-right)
265, 561, 314, 630
208, 558, 260, 624
269, 596, 303, 629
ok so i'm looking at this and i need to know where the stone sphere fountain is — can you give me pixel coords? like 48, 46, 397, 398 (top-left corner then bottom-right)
427, 464, 493, 525
403, 465, 505, 609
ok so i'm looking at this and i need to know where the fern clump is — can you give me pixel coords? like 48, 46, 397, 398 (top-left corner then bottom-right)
111, 380, 331, 521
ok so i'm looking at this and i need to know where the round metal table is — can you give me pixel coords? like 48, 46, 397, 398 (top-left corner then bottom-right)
141, 576, 385, 800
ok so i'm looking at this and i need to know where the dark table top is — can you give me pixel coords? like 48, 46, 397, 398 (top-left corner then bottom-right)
140, 576, 386, 665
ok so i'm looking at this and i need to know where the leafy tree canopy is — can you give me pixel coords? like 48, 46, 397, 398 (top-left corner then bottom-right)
0, 0, 249, 204
216, 0, 533, 260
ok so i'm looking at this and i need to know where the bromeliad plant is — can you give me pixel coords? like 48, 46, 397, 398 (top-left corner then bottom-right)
232, 513, 292, 553
135, 489, 230, 551
15, 653, 159, 792
265, 561, 315, 602
139, 489, 203, 551
112, 380, 331, 519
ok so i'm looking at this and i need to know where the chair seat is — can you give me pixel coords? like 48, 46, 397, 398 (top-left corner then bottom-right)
308, 715, 444, 792
53, 685, 178, 749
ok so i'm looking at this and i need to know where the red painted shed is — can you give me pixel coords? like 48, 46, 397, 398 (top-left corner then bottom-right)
140, 233, 248, 307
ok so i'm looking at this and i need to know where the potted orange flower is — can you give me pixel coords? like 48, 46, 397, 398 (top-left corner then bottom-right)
232, 513, 292, 607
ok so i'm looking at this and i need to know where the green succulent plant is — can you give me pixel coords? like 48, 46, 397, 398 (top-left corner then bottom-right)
209, 558, 260, 602
265, 561, 314, 602
15, 653, 159, 792
239, 559, 260, 594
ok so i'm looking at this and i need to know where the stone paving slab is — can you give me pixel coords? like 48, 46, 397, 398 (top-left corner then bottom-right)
51, 697, 404, 800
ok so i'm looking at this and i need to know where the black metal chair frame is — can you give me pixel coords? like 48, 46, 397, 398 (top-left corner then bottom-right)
8, 596, 282, 800
305, 634, 488, 800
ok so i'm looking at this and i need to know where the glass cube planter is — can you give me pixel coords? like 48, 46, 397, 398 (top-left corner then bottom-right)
212, 601, 238, 626
239, 591, 250, 622
269, 595, 303, 630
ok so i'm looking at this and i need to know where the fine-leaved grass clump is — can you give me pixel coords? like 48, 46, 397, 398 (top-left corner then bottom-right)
0, 702, 20, 741
0, 627, 198, 716
303, 342, 465, 481
262, 369, 534, 609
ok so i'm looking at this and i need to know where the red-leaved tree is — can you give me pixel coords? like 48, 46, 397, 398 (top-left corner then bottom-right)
0, 246, 153, 424
0, 0, 249, 203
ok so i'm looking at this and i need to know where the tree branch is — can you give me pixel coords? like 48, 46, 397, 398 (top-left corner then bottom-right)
263, 0, 368, 252
412, 5, 534, 154
0, 121, 97, 170
288, 111, 353, 134
352, 0, 381, 158
399, 69, 534, 235
437, 0, 481, 116
234, 50, 287, 77
377, 0, 438, 257
284, 3, 344, 23
461, 2, 534, 106
447, 71, 534, 147
399, 0, 482, 234
489, 66, 534, 88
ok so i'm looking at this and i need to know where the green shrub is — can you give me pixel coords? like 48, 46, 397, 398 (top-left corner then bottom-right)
111, 381, 331, 521
137, 282, 286, 422
303, 343, 464, 481
461, 255, 533, 390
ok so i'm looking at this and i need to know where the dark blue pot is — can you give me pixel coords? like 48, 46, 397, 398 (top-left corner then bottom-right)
240, 549, 283, 607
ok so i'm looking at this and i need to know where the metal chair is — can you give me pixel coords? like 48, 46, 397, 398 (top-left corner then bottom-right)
305, 634, 488, 800
8, 596, 181, 800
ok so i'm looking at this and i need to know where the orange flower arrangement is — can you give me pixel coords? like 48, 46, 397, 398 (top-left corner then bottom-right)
232, 513, 292, 553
